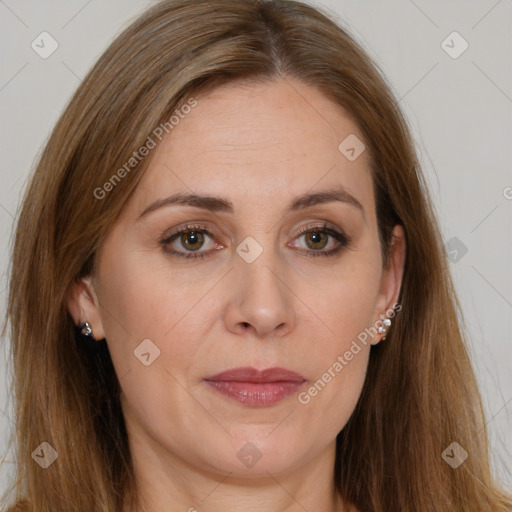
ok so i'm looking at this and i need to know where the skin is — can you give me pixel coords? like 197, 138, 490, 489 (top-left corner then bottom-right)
67, 77, 406, 512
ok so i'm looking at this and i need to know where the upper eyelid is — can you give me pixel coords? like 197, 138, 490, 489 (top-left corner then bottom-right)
163, 221, 345, 240
162, 223, 214, 239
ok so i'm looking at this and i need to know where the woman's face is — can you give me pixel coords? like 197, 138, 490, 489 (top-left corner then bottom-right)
69, 78, 404, 480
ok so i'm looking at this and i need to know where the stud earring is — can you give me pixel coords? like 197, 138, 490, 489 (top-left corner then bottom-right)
78, 321, 94, 340
378, 318, 392, 340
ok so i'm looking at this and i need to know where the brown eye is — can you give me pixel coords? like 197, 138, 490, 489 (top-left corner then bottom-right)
292, 224, 350, 258
303, 230, 329, 250
178, 230, 205, 251
161, 224, 219, 260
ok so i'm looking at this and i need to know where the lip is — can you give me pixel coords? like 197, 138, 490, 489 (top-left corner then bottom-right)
204, 367, 306, 407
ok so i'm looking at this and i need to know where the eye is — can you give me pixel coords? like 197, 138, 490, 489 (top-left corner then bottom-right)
160, 222, 351, 260
161, 224, 221, 260
290, 223, 350, 258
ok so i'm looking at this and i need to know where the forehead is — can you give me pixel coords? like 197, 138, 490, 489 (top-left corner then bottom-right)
127, 78, 374, 218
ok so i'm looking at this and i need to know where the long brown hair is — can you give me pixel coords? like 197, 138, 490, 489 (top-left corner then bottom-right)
2, 1, 510, 511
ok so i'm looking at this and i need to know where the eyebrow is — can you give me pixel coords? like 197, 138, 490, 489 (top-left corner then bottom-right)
137, 184, 365, 220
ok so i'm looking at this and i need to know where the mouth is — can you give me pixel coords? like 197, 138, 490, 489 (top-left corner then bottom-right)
203, 367, 306, 407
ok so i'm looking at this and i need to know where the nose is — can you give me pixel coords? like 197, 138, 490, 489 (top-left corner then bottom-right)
223, 245, 296, 339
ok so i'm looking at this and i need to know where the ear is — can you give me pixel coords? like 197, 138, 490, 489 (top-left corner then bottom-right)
66, 275, 106, 341
371, 224, 406, 345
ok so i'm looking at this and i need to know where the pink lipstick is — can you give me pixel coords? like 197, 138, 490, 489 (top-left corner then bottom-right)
204, 367, 306, 407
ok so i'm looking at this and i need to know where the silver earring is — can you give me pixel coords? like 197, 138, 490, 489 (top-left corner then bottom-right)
378, 318, 392, 339
78, 321, 94, 340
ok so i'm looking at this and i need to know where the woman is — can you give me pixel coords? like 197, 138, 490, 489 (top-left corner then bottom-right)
1, 0, 510, 511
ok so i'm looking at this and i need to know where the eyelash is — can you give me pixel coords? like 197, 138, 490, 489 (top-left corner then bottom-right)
160, 223, 351, 260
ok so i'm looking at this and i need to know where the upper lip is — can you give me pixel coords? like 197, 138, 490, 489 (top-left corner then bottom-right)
204, 366, 306, 383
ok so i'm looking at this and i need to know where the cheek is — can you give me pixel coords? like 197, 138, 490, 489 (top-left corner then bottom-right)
295, 293, 373, 439
298, 344, 369, 430
291, 257, 380, 426
95, 243, 220, 389
294, 251, 381, 345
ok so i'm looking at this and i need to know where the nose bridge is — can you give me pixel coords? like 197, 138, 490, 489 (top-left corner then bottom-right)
229, 233, 295, 336
236, 234, 285, 301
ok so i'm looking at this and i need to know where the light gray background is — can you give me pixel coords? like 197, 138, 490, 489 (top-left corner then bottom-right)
0, 0, 511, 498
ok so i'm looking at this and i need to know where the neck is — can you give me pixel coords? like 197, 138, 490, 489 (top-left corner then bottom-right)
122, 433, 348, 512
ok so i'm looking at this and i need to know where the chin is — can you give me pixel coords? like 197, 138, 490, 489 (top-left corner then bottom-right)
194, 433, 312, 479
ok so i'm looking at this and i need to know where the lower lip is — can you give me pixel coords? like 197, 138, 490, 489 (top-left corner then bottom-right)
204, 380, 305, 407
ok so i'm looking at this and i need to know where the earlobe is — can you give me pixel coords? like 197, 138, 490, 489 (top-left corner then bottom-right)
66, 276, 106, 341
